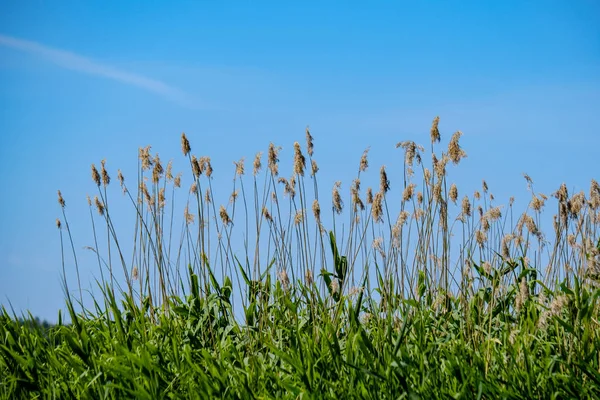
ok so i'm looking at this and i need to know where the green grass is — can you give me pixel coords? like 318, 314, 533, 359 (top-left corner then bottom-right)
2, 119, 600, 399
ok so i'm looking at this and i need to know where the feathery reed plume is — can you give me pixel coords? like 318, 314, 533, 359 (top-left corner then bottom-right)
184, 205, 194, 224
262, 206, 273, 222
366, 187, 373, 204
447, 131, 467, 164
181, 133, 191, 156
235, 158, 245, 176
174, 173, 181, 188
311, 159, 319, 176
268, 143, 280, 176
330, 278, 340, 296
253, 152, 262, 176
57, 190, 66, 208
94, 196, 105, 216
359, 148, 370, 172
501, 235, 511, 259
515, 277, 528, 312
553, 183, 569, 203
417, 191, 423, 205
523, 173, 533, 190
475, 230, 487, 247
351, 179, 365, 211
293, 142, 306, 176
430, 116, 441, 143
117, 169, 125, 188
101, 160, 110, 187
56, 218, 61, 229
278, 269, 290, 291
158, 188, 166, 209
305, 269, 313, 285
312, 199, 321, 222
294, 209, 304, 225
201, 156, 213, 177
191, 156, 201, 178
590, 179, 600, 210
86, 195, 91, 206
449, 183, 458, 204
219, 205, 232, 225
190, 182, 198, 195
482, 180, 488, 193
402, 183, 416, 202
140, 182, 152, 204
306, 126, 314, 157
372, 192, 383, 223
474, 191, 481, 200
165, 161, 173, 181
205, 189, 211, 204
379, 166, 390, 194
91, 164, 101, 186
332, 181, 343, 214
152, 154, 163, 184
434, 155, 448, 179
132, 266, 139, 281
530, 194, 547, 211
570, 191, 586, 218
139, 146, 153, 170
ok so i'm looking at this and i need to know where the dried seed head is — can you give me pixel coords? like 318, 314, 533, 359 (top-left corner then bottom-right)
398, 210, 410, 226
191, 156, 201, 178
553, 183, 569, 203
567, 234, 577, 248
402, 183, 416, 202
487, 206, 503, 222
523, 173, 533, 190
174, 173, 182, 188
474, 191, 481, 200
56, 218, 61, 229
235, 157, 245, 176
366, 187, 373, 204
57, 190, 66, 208
439, 199, 448, 225
117, 169, 125, 187
570, 191, 586, 217
305, 269, 313, 285
293, 142, 306, 176
530, 194, 546, 211
310, 159, 319, 176
434, 154, 448, 179
268, 143, 280, 176
205, 189, 211, 204
447, 130, 467, 164
132, 266, 139, 281
330, 278, 340, 296
424, 169, 431, 186
158, 188, 166, 209
482, 180, 488, 193
372, 192, 384, 223
230, 190, 239, 203
516, 277, 529, 312
190, 182, 198, 194
449, 183, 458, 204
201, 156, 213, 178
279, 269, 290, 291
86, 195, 91, 206
152, 154, 163, 184
550, 295, 568, 316
94, 196, 105, 216
432, 182, 442, 202
184, 205, 194, 224
253, 152, 262, 176
351, 179, 365, 211
181, 133, 191, 156
294, 209, 304, 225
139, 146, 153, 170
306, 126, 314, 157
165, 161, 173, 181
589, 179, 600, 210
417, 191, 424, 205
219, 205, 231, 225
379, 166, 390, 194
101, 159, 110, 186
481, 216, 490, 231
332, 181, 343, 214
476, 230, 487, 247
91, 164, 101, 186
430, 116, 441, 143
312, 200, 321, 222
140, 182, 152, 204
501, 235, 511, 259
359, 148, 370, 172
262, 206, 273, 222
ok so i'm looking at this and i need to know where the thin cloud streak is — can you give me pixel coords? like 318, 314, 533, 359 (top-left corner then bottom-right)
0, 34, 203, 109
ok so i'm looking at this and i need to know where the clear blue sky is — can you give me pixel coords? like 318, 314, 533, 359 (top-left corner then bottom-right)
1, 1, 599, 322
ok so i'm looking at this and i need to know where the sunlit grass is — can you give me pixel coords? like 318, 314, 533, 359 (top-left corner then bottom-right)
2, 118, 600, 398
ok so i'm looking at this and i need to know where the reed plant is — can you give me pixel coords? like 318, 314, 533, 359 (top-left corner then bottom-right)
2, 118, 600, 398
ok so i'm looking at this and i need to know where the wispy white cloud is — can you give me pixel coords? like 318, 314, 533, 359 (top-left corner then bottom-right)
0, 34, 203, 108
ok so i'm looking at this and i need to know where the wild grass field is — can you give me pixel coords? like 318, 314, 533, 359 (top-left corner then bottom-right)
2, 118, 600, 399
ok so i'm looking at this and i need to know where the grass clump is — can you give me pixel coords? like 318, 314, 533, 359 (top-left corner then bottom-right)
2, 118, 600, 399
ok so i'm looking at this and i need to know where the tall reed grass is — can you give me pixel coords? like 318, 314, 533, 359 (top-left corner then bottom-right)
2, 118, 600, 398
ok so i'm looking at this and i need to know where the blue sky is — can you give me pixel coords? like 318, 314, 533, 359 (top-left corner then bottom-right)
1, 1, 599, 322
